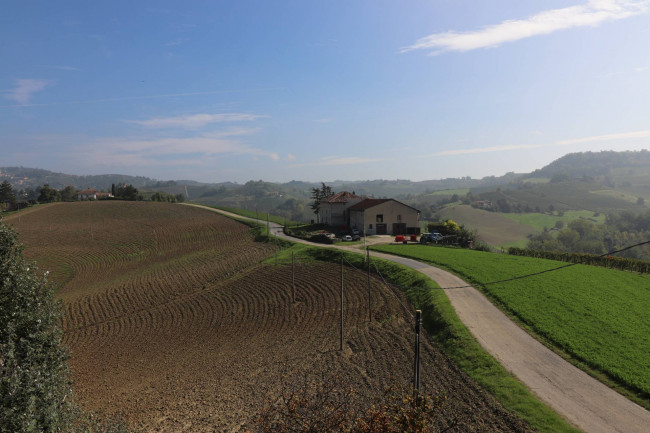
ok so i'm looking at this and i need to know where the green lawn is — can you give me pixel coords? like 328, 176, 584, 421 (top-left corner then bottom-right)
371, 244, 650, 405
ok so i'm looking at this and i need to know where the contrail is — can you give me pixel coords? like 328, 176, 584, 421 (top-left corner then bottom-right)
0, 88, 280, 108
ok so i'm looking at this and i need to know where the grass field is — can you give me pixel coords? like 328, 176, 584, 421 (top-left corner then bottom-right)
434, 204, 536, 246
429, 188, 470, 196
501, 210, 606, 231
371, 244, 650, 405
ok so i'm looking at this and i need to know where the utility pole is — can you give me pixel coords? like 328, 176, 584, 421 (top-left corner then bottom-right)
340, 254, 344, 351
367, 247, 371, 322
414, 310, 422, 396
292, 251, 296, 303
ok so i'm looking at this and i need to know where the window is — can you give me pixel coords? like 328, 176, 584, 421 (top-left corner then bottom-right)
369, 224, 373, 229
397, 214, 401, 221
376, 214, 383, 223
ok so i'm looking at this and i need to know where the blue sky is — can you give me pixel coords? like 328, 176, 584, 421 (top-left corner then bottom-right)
2, 0, 650, 183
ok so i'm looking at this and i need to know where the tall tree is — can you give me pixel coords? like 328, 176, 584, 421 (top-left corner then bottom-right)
37, 184, 61, 203
309, 182, 334, 223
59, 185, 77, 202
0, 180, 16, 205
116, 184, 138, 201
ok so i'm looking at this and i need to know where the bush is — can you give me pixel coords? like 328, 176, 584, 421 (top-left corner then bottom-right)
0, 221, 72, 432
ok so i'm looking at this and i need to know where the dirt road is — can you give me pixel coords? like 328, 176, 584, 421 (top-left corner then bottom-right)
193, 205, 650, 433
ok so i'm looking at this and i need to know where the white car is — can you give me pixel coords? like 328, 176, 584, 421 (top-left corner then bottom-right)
342, 235, 353, 241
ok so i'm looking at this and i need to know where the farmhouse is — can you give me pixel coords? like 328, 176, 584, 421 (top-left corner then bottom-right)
77, 188, 113, 200
318, 191, 363, 228
349, 198, 420, 235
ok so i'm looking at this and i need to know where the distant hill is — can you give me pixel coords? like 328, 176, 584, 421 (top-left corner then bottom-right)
526, 150, 650, 181
3, 150, 649, 227
0, 166, 156, 191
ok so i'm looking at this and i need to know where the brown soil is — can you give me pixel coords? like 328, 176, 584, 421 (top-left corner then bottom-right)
10, 202, 533, 432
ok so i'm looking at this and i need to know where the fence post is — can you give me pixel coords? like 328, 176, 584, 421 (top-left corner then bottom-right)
367, 247, 371, 322
414, 310, 422, 396
292, 251, 296, 303
340, 254, 344, 351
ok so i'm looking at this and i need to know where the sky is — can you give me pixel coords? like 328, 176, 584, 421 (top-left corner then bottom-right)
2, 0, 650, 184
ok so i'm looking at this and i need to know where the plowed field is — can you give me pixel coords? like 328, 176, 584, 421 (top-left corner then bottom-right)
8, 202, 532, 432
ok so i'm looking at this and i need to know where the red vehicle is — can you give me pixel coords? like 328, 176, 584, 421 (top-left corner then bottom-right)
394, 235, 406, 243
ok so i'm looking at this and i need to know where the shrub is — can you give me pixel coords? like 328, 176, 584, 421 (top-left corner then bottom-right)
0, 221, 72, 432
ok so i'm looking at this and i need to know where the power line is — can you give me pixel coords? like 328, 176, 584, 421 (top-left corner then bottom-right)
434, 239, 650, 290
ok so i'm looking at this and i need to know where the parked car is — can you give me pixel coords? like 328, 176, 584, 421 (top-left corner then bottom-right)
352, 229, 360, 235
351, 234, 361, 241
420, 232, 443, 244
342, 235, 353, 241
310, 233, 334, 244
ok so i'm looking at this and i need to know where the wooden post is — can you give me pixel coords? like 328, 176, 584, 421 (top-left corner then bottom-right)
414, 310, 422, 395
367, 247, 371, 322
340, 254, 344, 351
292, 251, 296, 303
267, 212, 270, 241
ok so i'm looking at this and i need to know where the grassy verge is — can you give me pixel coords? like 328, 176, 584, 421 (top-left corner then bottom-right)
265, 242, 580, 432
371, 244, 650, 410
204, 205, 298, 225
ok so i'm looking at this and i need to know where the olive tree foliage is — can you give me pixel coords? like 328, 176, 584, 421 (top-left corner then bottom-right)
0, 221, 73, 432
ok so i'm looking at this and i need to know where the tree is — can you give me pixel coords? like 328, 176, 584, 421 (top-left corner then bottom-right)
37, 184, 61, 203
116, 184, 138, 201
0, 222, 72, 431
310, 182, 334, 223
59, 185, 77, 202
0, 181, 16, 207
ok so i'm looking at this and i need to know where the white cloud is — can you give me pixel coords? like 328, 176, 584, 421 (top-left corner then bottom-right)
128, 113, 267, 129
5, 79, 52, 104
556, 130, 650, 145
401, 0, 650, 55
430, 144, 542, 156
287, 154, 296, 161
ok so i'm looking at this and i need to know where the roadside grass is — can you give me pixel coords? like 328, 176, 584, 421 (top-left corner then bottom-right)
265, 242, 580, 433
501, 210, 605, 231
370, 244, 650, 409
206, 205, 296, 225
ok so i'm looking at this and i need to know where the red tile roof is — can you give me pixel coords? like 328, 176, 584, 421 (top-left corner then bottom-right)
320, 191, 362, 203
348, 198, 420, 213
347, 198, 391, 211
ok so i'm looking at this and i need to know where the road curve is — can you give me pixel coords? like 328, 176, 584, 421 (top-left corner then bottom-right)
185, 204, 650, 433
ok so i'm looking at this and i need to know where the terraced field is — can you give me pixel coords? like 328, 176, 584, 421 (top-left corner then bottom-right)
7, 202, 532, 432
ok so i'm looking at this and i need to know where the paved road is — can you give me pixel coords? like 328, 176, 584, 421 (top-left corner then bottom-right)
186, 204, 650, 433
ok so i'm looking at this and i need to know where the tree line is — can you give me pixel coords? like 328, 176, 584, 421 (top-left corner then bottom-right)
0, 180, 185, 212
525, 211, 650, 261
